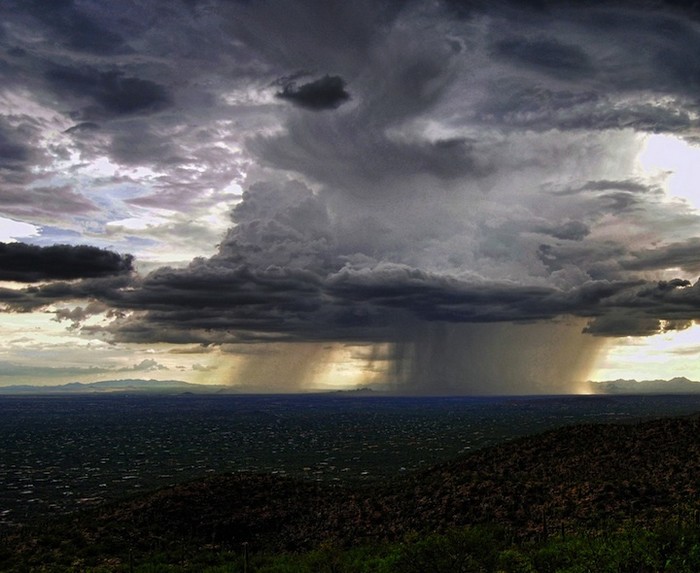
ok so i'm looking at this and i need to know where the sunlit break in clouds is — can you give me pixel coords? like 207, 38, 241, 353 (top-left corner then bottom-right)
3, 0, 700, 393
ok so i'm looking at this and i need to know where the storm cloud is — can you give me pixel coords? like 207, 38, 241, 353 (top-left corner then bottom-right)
0, 243, 133, 283
3, 0, 700, 392
44, 66, 171, 119
492, 36, 594, 80
276, 75, 351, 110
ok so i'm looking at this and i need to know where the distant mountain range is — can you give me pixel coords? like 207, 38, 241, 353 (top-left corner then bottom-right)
2, 377, 700, 395
590, 376, 700, 394
0, 379, 232, 394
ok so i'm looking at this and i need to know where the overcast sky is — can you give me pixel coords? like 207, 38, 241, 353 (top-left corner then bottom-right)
3, 0, 700, 393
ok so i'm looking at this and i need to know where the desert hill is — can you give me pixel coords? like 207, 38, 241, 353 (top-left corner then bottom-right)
8, 413, 698, 569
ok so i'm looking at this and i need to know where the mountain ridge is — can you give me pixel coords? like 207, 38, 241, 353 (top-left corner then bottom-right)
590, 376, 700, 393
0, 378, 231, 394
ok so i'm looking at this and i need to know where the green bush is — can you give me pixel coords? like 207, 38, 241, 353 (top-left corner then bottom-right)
392, 526, 503, 573
496, 548, 535, 573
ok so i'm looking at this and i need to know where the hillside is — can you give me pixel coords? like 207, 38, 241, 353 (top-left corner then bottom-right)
401, 415, 700, 535
5, 413, 700, 571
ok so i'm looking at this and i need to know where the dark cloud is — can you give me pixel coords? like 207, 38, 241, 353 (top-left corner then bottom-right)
479, 86, 600, 118
579, 279, 700, 336
623, 239, 700, 273
276, 75, 351, 110
536, 241, 630, 279
493, 36, 594, 80
44, 66, 170, 118
0, 243, 133, 283
0, 257, 558, 341
0, 274, 134, 313
468, 4, 700, 134
55, 263, 700, 346
537, 220, 590, 241
324, 264, 567, 324
0, 122, 37, 173
582, 314, 671, 337
2, 177, 699, 346
251, 24, 479, 192
116, 264, 327, 341
7, 0, 125, 55
253, 126, 488, 189
222, 0, 405, 74
655, 46, 700, 97
4, 0, 700, 392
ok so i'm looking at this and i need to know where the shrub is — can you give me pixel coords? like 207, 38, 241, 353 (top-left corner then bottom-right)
393, 526, 503, 573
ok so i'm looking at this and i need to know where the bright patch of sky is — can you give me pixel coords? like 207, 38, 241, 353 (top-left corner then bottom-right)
592, 322, 700, 381
593, 136, 700, 382
0, 217, 40, 242
0, 308, 221, 386
640, 134, 700, 210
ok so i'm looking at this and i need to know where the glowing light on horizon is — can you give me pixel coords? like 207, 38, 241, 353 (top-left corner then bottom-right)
216, 342, 389, 392
311, 343, 390, 390
591, 321, 700, 381
589, 135, 700, 383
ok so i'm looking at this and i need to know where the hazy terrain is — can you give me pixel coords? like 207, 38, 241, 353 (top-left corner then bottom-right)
3, 393, 700, 528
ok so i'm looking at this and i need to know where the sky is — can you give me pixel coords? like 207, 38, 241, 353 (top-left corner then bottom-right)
3, 0, 700, 393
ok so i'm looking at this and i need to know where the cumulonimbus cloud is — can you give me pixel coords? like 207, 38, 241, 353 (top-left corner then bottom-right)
4, 0, 700, 392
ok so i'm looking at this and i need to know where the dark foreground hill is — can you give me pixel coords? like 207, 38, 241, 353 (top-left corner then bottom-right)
5, 414, 700, 569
